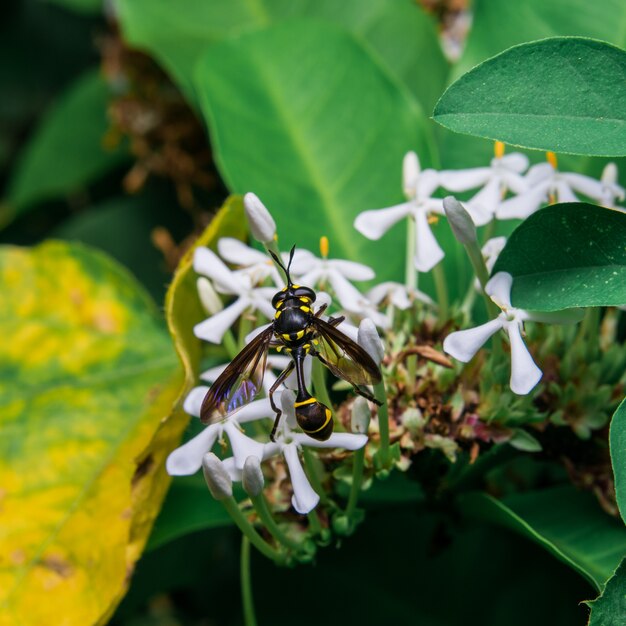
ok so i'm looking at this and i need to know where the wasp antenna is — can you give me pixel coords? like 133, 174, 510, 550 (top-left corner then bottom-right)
268, 248, 291, 285
286, 245, 296, 284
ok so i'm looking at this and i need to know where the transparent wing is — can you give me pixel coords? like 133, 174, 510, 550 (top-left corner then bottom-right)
309, 317, 381, 387
200, 326, 274, 423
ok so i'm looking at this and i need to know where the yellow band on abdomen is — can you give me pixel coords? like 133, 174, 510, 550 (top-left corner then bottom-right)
304, 408, 332, 434
294, 397, 317, 408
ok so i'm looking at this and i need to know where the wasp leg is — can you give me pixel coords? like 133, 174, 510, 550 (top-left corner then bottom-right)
314, 303, 328, 318
314, 352, 382, 406
268, 361, 295, 442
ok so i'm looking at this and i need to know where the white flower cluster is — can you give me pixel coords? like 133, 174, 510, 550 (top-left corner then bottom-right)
354, 147, 624, 273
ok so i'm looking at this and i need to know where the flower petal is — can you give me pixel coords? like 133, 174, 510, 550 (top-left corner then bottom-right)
232, 398, 275, 425
218, 237, 268, 267
500, 152, 529, 174
466, 178, 500, 224
443, 318, 503, 362
283, 443, 319, 514
183, 385, 210, 417
414, 210, 444, 272
328, 259, 375, 281
166, 424, 219, 475
194, 247, 240, 293
563, 173, 605, 201
485, 272, 513, 309
194, 297, 250, 343
417, 169, 441, 198
496, 182, 549, 220
223, 422, 266, 470
403, 151, 420, 197
328, 270, 368, 311
354, 203, 412, 240
506, 323, 542, 394
554, 179, 578, 203
438, 167, 492, 191
294, 432, 368, 450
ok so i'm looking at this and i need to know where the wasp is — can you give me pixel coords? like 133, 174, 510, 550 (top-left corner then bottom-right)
200, 246, 382, 441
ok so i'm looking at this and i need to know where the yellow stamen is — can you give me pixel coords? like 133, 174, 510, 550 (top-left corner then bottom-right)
320, 236, 329, 259
546, 151, 558, 169
494, 141, 505, 159
428, 215, 439, 225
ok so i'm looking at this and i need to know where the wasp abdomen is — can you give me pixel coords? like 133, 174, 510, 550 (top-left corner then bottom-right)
293, 396, 333, 441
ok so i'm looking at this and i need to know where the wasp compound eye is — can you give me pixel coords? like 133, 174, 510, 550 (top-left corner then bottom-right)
292, 286, 316, 303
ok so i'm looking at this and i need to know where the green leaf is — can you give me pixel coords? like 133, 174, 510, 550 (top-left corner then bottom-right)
459, 486, 626, 590
492, 202, 626, 311
435, 37, 626, 157
41, 0, 103, 15
586, 557, 626, 626
0, 241, 184, 625
610, 397, 626, 524
194, 20, 435, 281
116, 0, 447, 113
455, 0, 626, 79
147, 476, 233, 551
3, 70, 127, 226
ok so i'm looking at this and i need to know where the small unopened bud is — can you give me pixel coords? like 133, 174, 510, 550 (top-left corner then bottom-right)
242, 455, 264, 497
357, 318, 384, 366
402, 151, 419, 198
243, 193, 276, 243
351, 397, 371, 434
202, 453, 232, 500
602, 162, 618, 185
443, 196, 477, 245
197, 277, 223, 315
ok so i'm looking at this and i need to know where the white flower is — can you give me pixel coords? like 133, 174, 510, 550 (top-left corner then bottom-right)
497, 154, 605, 220
599, 163, 625, 209
354, 152, 445, 272
290, 246, 375, 312
474, 236, 507, 291
439, 149, 529, 225
193, 247, 276, 343
260, 391, 368, 514
166, 387, 273, 475
217, 237, 282, 286
443, 272, 582, 394
367, 281, 434, 311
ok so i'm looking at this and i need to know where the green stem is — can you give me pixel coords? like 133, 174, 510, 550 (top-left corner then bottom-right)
405, 215, 417, 290
240, 537, 257, 626
251, 493, 303, 552
307, 509, 323, 534
223, 329, 240, 360
221, 497, 284, 562
374, 380, 390, 468
432, 263, 449, 321
312, 359, 333, 411
238, 313, 253, 351
345, 447, 366, 521
480, 219, 496, 246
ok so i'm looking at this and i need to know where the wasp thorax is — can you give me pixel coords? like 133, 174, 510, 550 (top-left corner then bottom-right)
294, 397, 333, 441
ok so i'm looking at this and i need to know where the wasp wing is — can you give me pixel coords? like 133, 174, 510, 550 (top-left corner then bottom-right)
309, 317, 381, 387
200, 325, 274, 424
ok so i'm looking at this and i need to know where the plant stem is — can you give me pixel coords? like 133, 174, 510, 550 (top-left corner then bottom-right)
221, 497, 284, 562
374, 380, 391, 468
432, 263, 449, 321
345, 446, 366, 521
251, 493, 303, 552
223, 329, 240, 360
405, 215, 418, 290
240, 537, 257, 626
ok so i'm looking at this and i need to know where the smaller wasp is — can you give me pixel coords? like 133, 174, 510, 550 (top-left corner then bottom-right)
200, 246, 382, 441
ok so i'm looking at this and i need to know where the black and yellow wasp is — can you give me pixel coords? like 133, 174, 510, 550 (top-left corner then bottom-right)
200, 247, 382, 441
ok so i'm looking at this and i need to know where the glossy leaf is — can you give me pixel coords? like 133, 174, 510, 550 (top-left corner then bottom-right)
116, 0, 447, 113
435, 38, 626, 157
0, 241, 184, 625
586, 557, 626, 625
455, 0, 626, 78
610, 397, 626, 524
460, 487, 626, 590
195, 20, 436, 282
492, 203, 626, 311
3, 70, 127, 225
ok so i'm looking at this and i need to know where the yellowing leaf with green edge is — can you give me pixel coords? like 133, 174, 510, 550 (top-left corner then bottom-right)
0, 241, 185, 626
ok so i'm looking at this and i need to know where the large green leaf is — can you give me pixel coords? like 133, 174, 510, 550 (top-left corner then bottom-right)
435, 38, 626, 157
194, 20, 435, 282
116, 0, 447, 114
586, 557, 626, 625
0, 241, 184, 625
492, 203, 626, 311
610, 398, 626, 524
41, 0, 102, 15
3, 70, 127, 226
460, 487, 626, 590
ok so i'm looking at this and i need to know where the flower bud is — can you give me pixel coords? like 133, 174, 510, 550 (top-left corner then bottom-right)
351, 397, 371, 434
443, 196, 477, 245
402, 151, 419, 198
357, 318, 384, 366
202, 453, 233, 500
242, 455, 265, 497
197, 277, 223, 315
602, 162, 618, 185
243, 192, 276, 243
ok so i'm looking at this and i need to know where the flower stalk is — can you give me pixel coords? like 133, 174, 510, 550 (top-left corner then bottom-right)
240, 537, 258, 626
